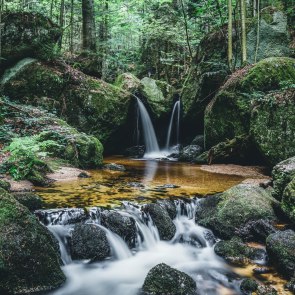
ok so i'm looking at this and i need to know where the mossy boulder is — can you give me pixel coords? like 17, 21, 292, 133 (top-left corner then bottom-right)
281, 177, 295, 224
0, 12, 61, 72
12, 192, 43, 211
204, 57, 295, 164
266, 230, 295, 278
70, 223, 110, 261
0, 180, 11, 191
240, 278, 259, 294
272, 156, 295, 200
143, 203, 176, 241
2, 61, 132, 151
0, 188, 65, 294
198, 184, 277, 239
142, 263, 197, 295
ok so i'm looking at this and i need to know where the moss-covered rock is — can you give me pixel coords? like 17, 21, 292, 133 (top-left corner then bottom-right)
0, 11, 61, 72
0, 188, 65, 294
266, 230, 295, 278
272, 156, 295, 200
142, 263, 197, 295
12, 192, 43, 211
0, 180, 11, 191
240, 278, 259, 294
198, 184, 277, 239
281, 176, 295, 224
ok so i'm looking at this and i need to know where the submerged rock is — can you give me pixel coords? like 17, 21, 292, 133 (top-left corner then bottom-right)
103, 163, 126, 172
143, 203, 176, 241
142, 263, 197, 295
101, 210, 136, 247
272, 156, 295, 200
71, 223, 110, 261
198, 184, 277, 239
179, 145, 203, 162
0, 188, 65, 294
266, 230, 295, 279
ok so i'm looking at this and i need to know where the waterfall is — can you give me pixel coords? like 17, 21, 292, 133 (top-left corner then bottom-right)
166, 100, 181, 150
136, 98, 160, 156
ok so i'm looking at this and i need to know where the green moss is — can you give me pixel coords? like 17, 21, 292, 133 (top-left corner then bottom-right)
281, 177, 295, 224
0, 180, 11, 191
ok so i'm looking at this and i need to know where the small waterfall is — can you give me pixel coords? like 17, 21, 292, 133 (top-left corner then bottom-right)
166, 100, 181, 150
136, 98, 160, 156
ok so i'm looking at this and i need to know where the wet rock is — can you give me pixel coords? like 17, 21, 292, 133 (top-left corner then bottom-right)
266, 230, 295, 278
0, 188, 65, 294
127, 182, 145, 188
253, 267, 272, 274
198, 184, 277, 239
143, 203, 176, 241
78, 172, 91, 178
272, 156, 295, 200
256, 285, 278, 295
235, 219, 277, 243
240, 278, 258, 294
103, 163, 126, 172
214, 237, 265, 266
142, 263, 197, 295
101, 210, 136, 247
286, 277, 295, 293
179, 145, 203, 162
35, 208, 87, 226
71, 223, 110, 261
0, 180, 11, 191
156, 199, 177, 220
195, 195, 221, 222
282, 176, 295, 224
125, 145, 145, 158
191, 135, 205, 148
13, 192, 43, 211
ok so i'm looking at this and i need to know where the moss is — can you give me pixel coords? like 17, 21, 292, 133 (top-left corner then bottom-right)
0, 180, 11, 191
281, 177, 295, 224
13, 192, 43, 211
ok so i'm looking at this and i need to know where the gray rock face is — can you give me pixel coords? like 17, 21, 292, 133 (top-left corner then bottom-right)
143, 203, 176, 241
266, 230, 295, 279
142, 263, 197, 295
179, 145, 203, 162
101, 210, 136, 247
71, 223, 110, 261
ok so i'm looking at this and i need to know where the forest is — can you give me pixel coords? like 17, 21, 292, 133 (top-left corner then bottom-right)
0, 0, 294, 294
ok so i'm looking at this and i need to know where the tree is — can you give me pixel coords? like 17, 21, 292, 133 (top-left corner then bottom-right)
240, 0, 247, 63
82, 0, 96, 51
228, 0, 233, 70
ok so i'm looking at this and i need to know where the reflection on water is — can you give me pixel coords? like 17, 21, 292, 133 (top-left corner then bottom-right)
36, 156, 250, 208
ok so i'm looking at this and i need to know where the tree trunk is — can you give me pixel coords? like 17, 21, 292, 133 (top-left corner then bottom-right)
254, 0, 260, 62
240, 0, 247, 64
228, 0, 233, 70
70, 0, 74, 53
180, 0, 193, 60
82, 0, 97, 51
58, 0, 65, 48
0, 0, 3, 62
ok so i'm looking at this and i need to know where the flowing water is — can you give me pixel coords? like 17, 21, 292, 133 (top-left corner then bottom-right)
166, 100, 181, 150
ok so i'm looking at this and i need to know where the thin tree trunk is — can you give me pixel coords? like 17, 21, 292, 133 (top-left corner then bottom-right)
70, 0, 74, 53
0, 0, 3, 63
180, 0, 193, 60
82, 0, 97, 51
254, 0, 260, 62
228, 0, 233, 70
240, 0, 247, 64
50, 0, 54, 19
59, 0, 65, 48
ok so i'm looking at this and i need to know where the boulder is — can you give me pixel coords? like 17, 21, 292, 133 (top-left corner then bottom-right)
70, 223, 110, 261
198, 184, 277, 239
143, 203, 176, 241
179, 145, 203, 162
266, 230, 295, 278
240, 278, 259, 294
12, 192, 43, 211
0, 188, 65, 294
272, 156, 295, 200
281, 176, 295, 224
103, 163, 126, 172
101, 210, 136, 247
156, 199, 177, 220
0, 180, 11, 191
124, 145, 145, 158
0, 11, 60, 72
142, 263, 197, 295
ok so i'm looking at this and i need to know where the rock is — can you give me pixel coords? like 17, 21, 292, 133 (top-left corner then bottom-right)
266, 230, 295, 278
156, 199, 177, 220
195, 195, 221, 222
0, 180, 11, 191
0, 11, 61, 72
214, 237, 265, 266
179, 145, 203, 162
101, 210, 136, 247
191, 135, 204, 147
78, 172, 91, 178
198, 184, 277, 239
272, 156, 295, 200
240, 278, 258, 294
103, 163, 126, 172
281, 176, 295, 224
235, 219, 277, 243
256, 285, 278, 295
286, 277, 295, 293
142, 263, 197, 295
125, 145, 145, 158
204, 57, 295, 164
0, 188, 65, 294
143, 203, 176, 241
13, 192, 43, 211
70, 223, 110, 261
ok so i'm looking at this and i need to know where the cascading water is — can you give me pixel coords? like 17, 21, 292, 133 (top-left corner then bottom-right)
136, 98, 160, 157
166, 100, 181, 150
39, 199, 251, 295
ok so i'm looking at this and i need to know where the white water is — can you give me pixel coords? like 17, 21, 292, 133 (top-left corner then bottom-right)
46, 200, 241, 295
166, 100, 181, 150
136, 98, 160, 156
